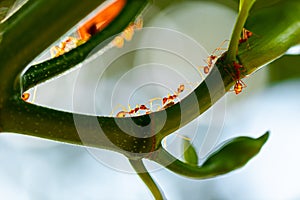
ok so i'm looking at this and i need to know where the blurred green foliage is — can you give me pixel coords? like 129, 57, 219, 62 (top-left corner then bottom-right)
268, 55, 300, 84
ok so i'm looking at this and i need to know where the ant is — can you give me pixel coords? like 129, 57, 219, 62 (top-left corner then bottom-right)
77, 0, 126, 41
239, 28, 254, 49
160, 84, 185, 110
199, 40, 228, 75
114, 84, 185, 117
112, 17, 143, 48
49, 0, 143, 57
233, 61, 247, 94
225, 61, 246, 95
239, 28, 253, 44
50, 36, 81, 58
116, 104, 151, 118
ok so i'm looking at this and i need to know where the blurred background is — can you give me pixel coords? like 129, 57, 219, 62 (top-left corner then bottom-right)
1, 0, 300, 199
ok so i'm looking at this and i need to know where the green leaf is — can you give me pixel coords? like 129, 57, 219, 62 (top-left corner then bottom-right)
238, 0, 300, 74
151, 132, 269, 179
21, 0, 149, 92
201, 132, 269, 174
183, 139, 198, 166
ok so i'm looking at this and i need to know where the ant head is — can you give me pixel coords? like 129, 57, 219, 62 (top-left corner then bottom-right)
140, 105, 148, 110
211, 55, 217, 59
204, 66, 210, 74
178, 84, 185, 93
233, 61, 243, 69
22, 93, 30, 101
246, 30, 253, 37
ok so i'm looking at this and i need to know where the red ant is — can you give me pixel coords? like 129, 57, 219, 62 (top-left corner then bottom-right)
239, 28, 253, 49
231, 61, 247, 95
116, 104, 150, 118
223, 59, 247, 95
114, 84, 185, 117
239, 28, 253, 44
161, 84, 185, 110
50, 0, 143, 57
199, 40, 228, 75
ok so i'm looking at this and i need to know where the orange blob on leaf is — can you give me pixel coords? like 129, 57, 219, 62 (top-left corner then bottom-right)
77, 0, 127, 41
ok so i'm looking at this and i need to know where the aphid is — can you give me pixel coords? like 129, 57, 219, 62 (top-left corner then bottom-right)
199, 40, 228, 75
239, 28, 253, 44
21, 93, 30, 101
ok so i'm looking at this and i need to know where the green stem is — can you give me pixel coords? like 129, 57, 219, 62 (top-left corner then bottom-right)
149, 147, 216, 179
129, 159, 165, 200
226, 0, 256, 63
1, 95, 157, 156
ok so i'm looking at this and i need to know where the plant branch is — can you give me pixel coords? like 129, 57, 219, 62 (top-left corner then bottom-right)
129, 159, 165, 200
226, 0, 256, 63
0, 0, 299, 167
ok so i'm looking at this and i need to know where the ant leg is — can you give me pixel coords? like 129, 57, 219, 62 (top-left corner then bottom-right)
148, 97, 162, 111
240, 79, 247, 88
211, 39, 229, 55
110, 104, 128, 117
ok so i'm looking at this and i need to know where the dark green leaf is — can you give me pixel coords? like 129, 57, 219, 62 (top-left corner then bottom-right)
268, 55, 300, 84
201, 132, 269, 174
239, 0, 300, 74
